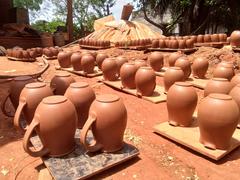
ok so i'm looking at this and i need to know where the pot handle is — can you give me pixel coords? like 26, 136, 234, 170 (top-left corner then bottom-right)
23, 118, 50, 157
14, 100, 27, 131
1, 91, 14, 117
80, 114, 102, 152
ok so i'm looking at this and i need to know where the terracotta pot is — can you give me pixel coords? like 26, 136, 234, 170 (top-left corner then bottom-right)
197, 35, 204, 43
217, 61, 234, 69
152, 39, 159, 48
134, 59, 147, 69
229, 84, 240, 128
96, 53, 109, 70
159, 39, 166, 48
174, 57, 191, 80
102, 58, 119, 81
213, 64, 235, 80
14, 82, 53, 131
15, 50, 23, 59
231, 73, 240, 86
116, 56, 128, 75
204, 34, 211, 43
211, 34, 219, 42
65, 82, 95, 128
168, 52, 183, 66
165, 39, 170, 48
81, 54, 95, 74
191, 35, 197, 43
167, 82, 198, 127
22, 50, 30, 59
178, 39, 186, 49
43, 48, 53, 57
170, 40, 179, 49
219, 33, 227, 42
80, 94, 127, 152
23, 96, 77, 157
148, 52, 164, 71
71, 52, 82, 71
204, 78, 233, 97
198, 94, 239, 150
163, 67, 184, 92
230, 30, 240, 47
186, 39, 194, 48
120, 63, 138, 89
50, 72, 75, 95
57, 51, 72, 68
135, 67, 156, 96
192, 57, 209, 78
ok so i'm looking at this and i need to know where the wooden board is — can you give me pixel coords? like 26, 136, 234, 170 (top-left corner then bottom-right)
7, 56, 36, 62
97, 76, 166, 103
79, 45, 111, 50
148, 48, 197, 53
31, 129, 139, 180
58, 66, 102, 78
153, 119, 240, 160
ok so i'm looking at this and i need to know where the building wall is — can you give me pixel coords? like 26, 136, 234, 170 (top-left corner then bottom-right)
0, 0, 13, 25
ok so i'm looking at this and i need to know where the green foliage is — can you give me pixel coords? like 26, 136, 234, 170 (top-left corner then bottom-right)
13, 0, 43, 11
31, 19, 65, 33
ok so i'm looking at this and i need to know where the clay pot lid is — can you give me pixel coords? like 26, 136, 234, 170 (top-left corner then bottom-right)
169, 67, 182, 70
55, 72, 71, 77
14, 76, 32, 81
70, 82, 89, 88
96, 94, 120, 103
212, 78, 228, 82
26, 82, 46, 89
43, 95, 67, 104
174, 82, 192, 87
209, 93, 232, 100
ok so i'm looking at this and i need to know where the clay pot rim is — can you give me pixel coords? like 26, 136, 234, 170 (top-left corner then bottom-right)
25, 82, 46, 89
55, 72, 71, 77
208, 93, 232, 100
14, 76, 32, 81
212, 78, 228, 81
96, 94, 120, 103
70, 82, 89, 88
43, 95, 67, 104
174, 82, 192, 87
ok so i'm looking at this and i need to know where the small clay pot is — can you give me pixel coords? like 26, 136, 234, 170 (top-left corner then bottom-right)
163, 67, 184, 92
22, 50, 30, 59
71, 52, 82, 71
23, 96, 77, 157
168, 52, 183, 66
204, 78, 233, 97
192, 57, 209, 79
96, 53, 109, 70
43, 48, 53, 57
152, 39, 159, 48
101, 58, 119, 81
134, 59, 147, 69
116, 56, 128, 75
81, 54, 95, 74
120, 62, 138, 89
197, 35, 204, 43
211, 34, 219, 42
204, 34, 211, 43
231, 73, 240, 86
57, 51, 72, 68
80, 94, 127, 152
167, 82, 198, 127
174, 57, 191, 80
213, 64, 235, 80
135, 67, 156, 96
191, 35, 197, 43
148, 52, 164, 71
198, 94, 239, 150
159, 39, 166, 48
186, 39, 194, 48
165, 39, 170, 48
170, 40, 179, 49
230, 30, 240, 47
178, 39, 186, 49
50, 72, 75, 95
219, 33, 227, 42
15, 50, 23, 59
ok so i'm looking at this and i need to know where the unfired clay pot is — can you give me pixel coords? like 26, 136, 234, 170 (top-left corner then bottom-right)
102, 58, 119, 81
80, 94, 127, 152
135, 67, 156, 96
71, 52, 82, 71
192, 57, 209, 79
65, 82, 96, 128
57, 51, 72, 68
120, 63, 138, 89
231, 73, 240, 86
174, 57, 191, 80
81, 54, 95, 74
152, 39, 159, 48
213, 64, 235, 80
96, 53, 109, 70
219, 33, 227, 42
198, 93, 239, 150
50, 72, 75, 95
167, 52, 183, 66
178, 39, 186, 49
229, 84, 240, 128
204, 34, 211, 43
204, 78, 233, 97
159, 39, 166, 48
186, 39, 194, 48
23, 96, 77, 157
230, 30, 240, 47
148, 52, 164, 71
197, 35, 204, 43
163, 67, 184, 92
211, 34, 219, 42
167, 82, 198, 127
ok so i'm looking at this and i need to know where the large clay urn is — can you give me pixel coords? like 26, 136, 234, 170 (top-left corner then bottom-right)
230, 30, 240, 47
192, 57, 209, 78
167, 82, 198, 127
163, 67, 184, 92
71, 52, 82, 71
198, 94, 239, 150
174, 57, 191, 80
197, 35, 204, 43
101, 58, 119, 81
116, 56, 128, 75
14, 82, 53, 131
213, 64, 235, 80
81, 54, 95, 74
23, 96, 77, 157
148, 52, 164, 71
96, 53, 109, 70
65, 82, 96, 128
231, 74, 240, 86
229, 85, 240, 128
57, 51, 72, 68
135, 67, 156, 96
134, 59, 147, 69
50, 72, 75, 95
120, 62, 138, 89
167, 52, 183, 66
80, 94, 127, 152
204, 78, 233, 97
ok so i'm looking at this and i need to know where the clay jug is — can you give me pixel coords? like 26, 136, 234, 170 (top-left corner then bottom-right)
135, 67, 156, 96
204, 34, 211, 43
171, 40, 179, 49
159, 39, 166, 48
168, 52, 183, 66
229, 85, 240, 128
186, 39, 194, 48
192, 57, 209, 78
163, 67, 184, 92
211, 34, 219, 42
14, 82, 53, 131
152, 39, 159, 48
81, 54, 95, 74
65, 82, 96, 128
213, 64, 235, 80
198, 94, 239, 150
120, 63, 138, 89
80, 94, 127, 152
57, 51, 72, 68
230, 30, 240, 47
116, 56, 128, 75
23, 96, 77, 157
231, 74, 240, 86
148, 52, 164, 71
1, 76, 35, 117
219, 33, 227, 42
178, 39, 186, 49
50, 72, 75, 95
167, 82, 198, 127
101, 58, 119, 81
71, 52, 82, 71
204, 78, 233, 97
174, 57, 191, 80
197, 35, 204, 43
96, 53, 109, 70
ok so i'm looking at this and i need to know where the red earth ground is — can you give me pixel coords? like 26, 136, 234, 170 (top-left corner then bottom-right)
0, 46, 240, 180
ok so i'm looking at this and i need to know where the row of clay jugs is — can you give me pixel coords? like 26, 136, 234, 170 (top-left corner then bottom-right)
167, 52, 183, 66
229, 84, 240, 128
80, 94, 127, 152
192, 57, 209, 79
102, 58, 119, 81
167, 82, 198, 126
65, 82, 96, 128
213, 62, 235, 80
148, 52, 164, 71
57, 51, 72, 68
198, 93, 239, 150
230, 30, 240, 47
174, 56, 191, 80
23, 95, 77, 157
14, 82, 53, 131
163, 67, 184, 92
120, 62, 138, 89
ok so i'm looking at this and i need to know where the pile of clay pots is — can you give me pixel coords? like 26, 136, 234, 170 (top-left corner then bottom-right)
115, 38, 152, 48
6, 47, 43, 60
42, 47, 61, 59
1, 73, 127, 157
79, 38, 111, 48
230, 30, 240, 47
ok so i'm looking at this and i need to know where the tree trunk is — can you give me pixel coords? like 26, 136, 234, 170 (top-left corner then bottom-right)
67, 0, 73, 42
